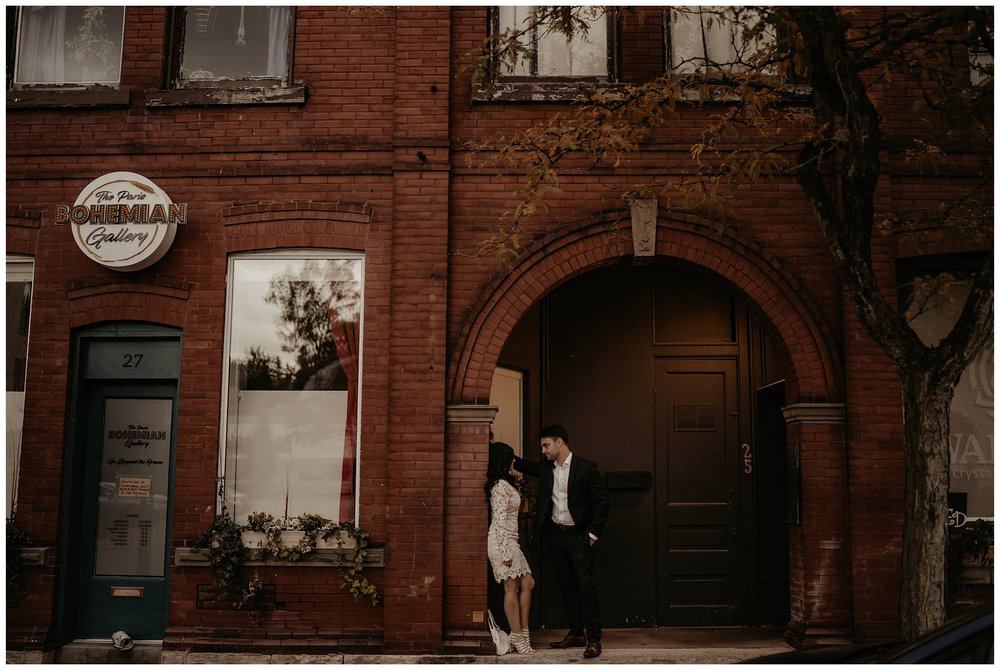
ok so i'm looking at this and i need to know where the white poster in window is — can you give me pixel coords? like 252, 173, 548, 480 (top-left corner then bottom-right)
230, 390, 347, 523
95, 398, 172, 577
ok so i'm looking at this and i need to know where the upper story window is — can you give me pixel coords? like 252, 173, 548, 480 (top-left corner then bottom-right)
495, 6, 610, 79
221, 252, 363, 525
669, 6, 774, 77
171, 6, 292, 88
969, 47, 992, 87
11, 6, 124, 87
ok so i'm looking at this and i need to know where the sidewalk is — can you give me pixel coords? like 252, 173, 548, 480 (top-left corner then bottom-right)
35, 627, 792, 664
348, 627, 791, 665
502, 627, 789, 664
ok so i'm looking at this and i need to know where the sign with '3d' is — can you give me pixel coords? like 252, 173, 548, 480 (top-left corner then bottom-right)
56, 172, 186, 272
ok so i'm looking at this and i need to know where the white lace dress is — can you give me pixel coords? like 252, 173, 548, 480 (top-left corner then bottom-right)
488, 479, 532, 583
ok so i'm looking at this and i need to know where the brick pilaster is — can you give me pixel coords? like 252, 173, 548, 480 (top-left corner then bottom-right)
382, 6, 452, 653
782, 403, 853, 647
443, 405, 496, 652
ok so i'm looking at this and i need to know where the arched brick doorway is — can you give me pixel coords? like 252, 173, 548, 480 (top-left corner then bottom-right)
446, 212, 853, 639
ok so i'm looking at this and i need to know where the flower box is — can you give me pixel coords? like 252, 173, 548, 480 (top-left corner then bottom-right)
241, 531, 267, 549
316, 531, 357, 550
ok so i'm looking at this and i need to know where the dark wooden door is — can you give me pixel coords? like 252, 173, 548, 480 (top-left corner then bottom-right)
654, 358, 743, 625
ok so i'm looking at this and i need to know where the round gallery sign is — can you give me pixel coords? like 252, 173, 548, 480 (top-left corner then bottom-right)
55, 172, 186, 272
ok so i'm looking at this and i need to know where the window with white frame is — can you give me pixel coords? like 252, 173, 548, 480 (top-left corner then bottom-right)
221, 252, 363, 525
496, 6, 609, 78
12, 6, 124, 86
669, 6, 774, 76
6, 258, 33, 517
173, 6, 292, 87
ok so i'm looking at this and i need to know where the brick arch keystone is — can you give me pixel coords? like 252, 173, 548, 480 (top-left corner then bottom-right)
448, 211, 841, 405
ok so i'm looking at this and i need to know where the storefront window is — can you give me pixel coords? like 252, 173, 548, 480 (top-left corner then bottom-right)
904, 271, 994, 519
6, 258, 33, 516
222, 252, 362, 524
12, 6, 125, 86
175, 6, 291, 86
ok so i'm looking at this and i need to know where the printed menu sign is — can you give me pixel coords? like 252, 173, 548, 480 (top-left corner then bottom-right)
95, 398, 172, 577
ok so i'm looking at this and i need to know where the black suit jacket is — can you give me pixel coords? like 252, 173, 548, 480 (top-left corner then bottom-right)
515, 453, 610, 541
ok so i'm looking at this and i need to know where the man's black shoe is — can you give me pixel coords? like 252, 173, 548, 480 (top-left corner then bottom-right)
583, 641, 602, 658
550, 633, 588, 649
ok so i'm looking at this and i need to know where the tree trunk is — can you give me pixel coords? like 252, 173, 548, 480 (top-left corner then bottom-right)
898, 367, 955, 638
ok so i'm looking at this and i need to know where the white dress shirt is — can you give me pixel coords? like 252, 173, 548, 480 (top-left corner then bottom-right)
551, 452, 575, 526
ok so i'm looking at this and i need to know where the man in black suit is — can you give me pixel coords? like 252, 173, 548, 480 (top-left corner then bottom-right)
516, 424, 610, 659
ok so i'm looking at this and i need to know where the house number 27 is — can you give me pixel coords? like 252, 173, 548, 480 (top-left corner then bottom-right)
122, 353, 144, 368
741, 443, 752, 474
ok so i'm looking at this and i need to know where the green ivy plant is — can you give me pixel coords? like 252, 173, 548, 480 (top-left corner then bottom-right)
334, 522, 380, 606
195, 508, 248, 604
6, 516, 32, 599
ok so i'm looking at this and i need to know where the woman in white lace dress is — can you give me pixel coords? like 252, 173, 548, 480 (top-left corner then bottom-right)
486, 442, 536, 654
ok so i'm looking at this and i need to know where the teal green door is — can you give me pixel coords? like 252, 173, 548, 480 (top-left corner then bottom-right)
77, 381, 176, 639
66, 330, 180, 641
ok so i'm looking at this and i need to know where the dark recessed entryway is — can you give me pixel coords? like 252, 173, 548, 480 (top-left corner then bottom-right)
496, 261, 791, 629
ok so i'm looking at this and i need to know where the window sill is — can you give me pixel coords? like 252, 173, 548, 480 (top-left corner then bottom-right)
7, 87, 130, 109
145, 84, 307, 108
473, 79, 810, 104
472, 79, 624, 103
174, 545, 385, 568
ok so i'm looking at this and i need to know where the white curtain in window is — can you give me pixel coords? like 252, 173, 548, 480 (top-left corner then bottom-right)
267, 6, 290, 78
498, 6, 607, 78
498, 6, 533, 76
671, 7, 771, 74
537, 9, 606, 77
17, 7, 67, 83
671, 7, 734, 74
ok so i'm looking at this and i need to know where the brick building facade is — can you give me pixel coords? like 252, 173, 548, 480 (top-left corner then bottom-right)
6, 6, 992, 661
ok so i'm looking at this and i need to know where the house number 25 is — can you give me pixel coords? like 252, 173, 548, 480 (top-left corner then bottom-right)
741, 443, 752, 474
122, 353, 144, 368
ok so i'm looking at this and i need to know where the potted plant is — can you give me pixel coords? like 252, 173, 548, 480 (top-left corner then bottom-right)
242, 511, 275, 549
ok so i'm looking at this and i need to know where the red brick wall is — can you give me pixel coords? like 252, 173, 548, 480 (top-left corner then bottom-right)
5, 4, 989, 654
6, 5, 406, 651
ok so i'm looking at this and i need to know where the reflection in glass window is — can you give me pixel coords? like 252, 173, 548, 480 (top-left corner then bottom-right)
6, 258, 33, 517
178, 6, 291, 84
223, 253, 362, 524
14, 6, 124, 85
498, 6, 608, 78
669, 6, 773, 76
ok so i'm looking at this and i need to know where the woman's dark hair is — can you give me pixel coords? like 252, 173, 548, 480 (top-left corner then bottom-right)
484, 441, 517, 503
